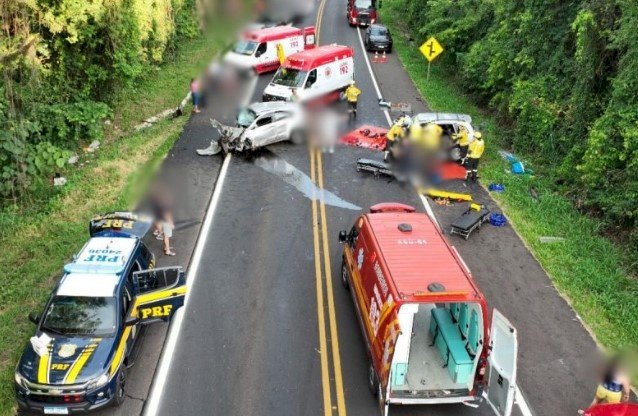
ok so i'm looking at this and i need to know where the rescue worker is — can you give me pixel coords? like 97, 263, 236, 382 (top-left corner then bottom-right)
384, 115, 408, 161
465, 131, 484, 183
422, 122, 443, 151
453, 125, 470, 163
344, 81, 361, 117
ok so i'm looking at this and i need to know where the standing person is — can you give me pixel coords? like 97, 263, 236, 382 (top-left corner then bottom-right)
453, 125, 470, 164
150, 183, 176, 256
190, 77, 201, 113
344, 81, 361, 118
465, 131, 484, 183
590, 360, 631, 407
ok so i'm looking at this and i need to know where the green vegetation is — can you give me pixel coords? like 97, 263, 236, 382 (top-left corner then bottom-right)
0, 20, 223, 412
380, 2, 638, 351
381, 0, 638, 262
0, 0, 200, 201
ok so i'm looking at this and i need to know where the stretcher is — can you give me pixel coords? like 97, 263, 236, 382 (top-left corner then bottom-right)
425, 189, 473, 202
449, 208, 491, 240
356, 158, 394, 177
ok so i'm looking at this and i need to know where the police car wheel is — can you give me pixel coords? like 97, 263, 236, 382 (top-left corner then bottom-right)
341, 260, 350, 290
368, 361, 380, 396
113, 368, 127, 406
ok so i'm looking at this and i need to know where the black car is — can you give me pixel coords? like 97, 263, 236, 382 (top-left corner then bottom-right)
364, 24, 392, 53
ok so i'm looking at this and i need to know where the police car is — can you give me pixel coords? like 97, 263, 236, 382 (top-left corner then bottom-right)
14, 213, 186, 414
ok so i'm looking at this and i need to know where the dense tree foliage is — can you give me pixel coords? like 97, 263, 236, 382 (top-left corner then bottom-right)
0, 0, 201, 200
398, 0, 638, 249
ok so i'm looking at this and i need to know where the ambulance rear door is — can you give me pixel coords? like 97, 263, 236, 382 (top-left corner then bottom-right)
485, 308, 518, 416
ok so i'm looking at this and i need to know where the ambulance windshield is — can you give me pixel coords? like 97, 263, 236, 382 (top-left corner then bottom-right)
233, 40, 259, 56
41, 296, 117, 337
272, 68, 308, 87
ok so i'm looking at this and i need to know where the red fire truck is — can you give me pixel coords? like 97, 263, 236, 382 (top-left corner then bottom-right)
339, 203, 519, 416
347, 0, 378, 27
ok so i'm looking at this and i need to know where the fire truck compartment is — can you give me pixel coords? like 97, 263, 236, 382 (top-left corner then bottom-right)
391, 302, 484, 394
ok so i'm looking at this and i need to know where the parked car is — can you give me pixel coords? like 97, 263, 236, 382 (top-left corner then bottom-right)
364, 24, 392, 53
210, 101, 306, 153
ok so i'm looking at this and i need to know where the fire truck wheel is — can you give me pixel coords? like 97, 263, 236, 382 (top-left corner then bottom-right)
341, 260, 350, 290
113, 368, 127, 407
368, 361, 380, 396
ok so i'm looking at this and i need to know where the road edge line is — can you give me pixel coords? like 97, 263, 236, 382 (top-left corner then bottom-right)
143, 74, 257, 416
356, 22, 535, 416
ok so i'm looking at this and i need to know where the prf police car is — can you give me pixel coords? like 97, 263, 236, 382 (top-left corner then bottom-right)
14, 213, 186, 414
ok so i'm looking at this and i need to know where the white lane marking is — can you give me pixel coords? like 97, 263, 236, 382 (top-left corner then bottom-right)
356, 25, 536, 416
144, 73, 258, 416
356, 27, 441, 229
515, 386, 533, 416
355, 28, 392, 126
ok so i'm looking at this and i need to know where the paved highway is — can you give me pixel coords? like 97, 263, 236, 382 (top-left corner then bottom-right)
97, 0, 607, 415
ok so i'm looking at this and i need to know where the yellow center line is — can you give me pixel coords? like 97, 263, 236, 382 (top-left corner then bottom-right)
317, 150, 348, 416
310, 147, 333, 416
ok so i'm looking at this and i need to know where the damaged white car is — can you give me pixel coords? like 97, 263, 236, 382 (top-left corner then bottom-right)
198, 102, 306, 155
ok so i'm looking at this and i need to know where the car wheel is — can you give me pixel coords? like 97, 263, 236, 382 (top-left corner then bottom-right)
112, 368, 127, 407
290, 130, 306, 145
341, 260, 350, 289
387, 46, 392, 53
368, 360, 380, 396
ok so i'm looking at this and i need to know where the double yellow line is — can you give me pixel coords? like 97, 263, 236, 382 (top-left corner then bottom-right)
310, 147, 347, 416
310, 2, 346, 415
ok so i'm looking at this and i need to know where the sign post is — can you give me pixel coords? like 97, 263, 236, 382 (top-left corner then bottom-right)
419, 36, 444, 82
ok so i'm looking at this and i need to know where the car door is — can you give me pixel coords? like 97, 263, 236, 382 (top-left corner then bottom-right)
266, 111, 292, 144
131, 267, 186, 324
246, 115, 276, 149
485, 308, 518, 416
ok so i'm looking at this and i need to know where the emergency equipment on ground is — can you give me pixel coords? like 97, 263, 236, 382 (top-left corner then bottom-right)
425, 189, 473, 202
449, 208, 491, 240
338, 203, 518, 416
262, 44, 355, 102
340, 125, 388, 150
224, 25, 315, 73
356, 158, 394, 177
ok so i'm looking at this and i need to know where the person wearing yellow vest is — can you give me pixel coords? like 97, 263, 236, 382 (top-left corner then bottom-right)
466, 131, 484, 183
344, 81, 362, 117
422, 122, 443, 151
453, 126, 470, 163
384, 115, 410, 161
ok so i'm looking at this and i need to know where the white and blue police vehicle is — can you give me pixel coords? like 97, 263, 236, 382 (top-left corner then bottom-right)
14, 213, 186, 414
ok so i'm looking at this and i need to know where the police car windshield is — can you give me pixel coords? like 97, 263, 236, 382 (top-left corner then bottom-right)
41, 296, 117, 337
272, 68, 308, 87
233, 40, 258, 56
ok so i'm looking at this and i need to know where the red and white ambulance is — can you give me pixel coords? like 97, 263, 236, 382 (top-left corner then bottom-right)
338, 203, 519, 416
224, 25, 316, 74
262, 44, 354, 102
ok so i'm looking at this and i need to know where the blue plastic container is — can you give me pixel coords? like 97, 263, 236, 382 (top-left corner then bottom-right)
489, 213, 507, 227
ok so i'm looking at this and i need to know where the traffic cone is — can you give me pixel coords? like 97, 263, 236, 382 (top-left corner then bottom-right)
373, 51, 379, 63
381, 51, 387, 63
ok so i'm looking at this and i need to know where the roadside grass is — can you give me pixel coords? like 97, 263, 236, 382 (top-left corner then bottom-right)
0, 30, 220, 414
381, 3, 637, 352
109, 32, 220, 135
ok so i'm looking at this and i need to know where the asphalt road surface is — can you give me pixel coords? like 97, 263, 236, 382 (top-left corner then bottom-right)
93, 0, 609, 415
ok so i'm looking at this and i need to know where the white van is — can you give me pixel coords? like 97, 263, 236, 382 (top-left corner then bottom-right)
262, 44, 355, 102
224, 26, 316, 74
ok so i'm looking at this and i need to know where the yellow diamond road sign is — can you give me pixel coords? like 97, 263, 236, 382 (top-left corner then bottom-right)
420, 37, 444, 62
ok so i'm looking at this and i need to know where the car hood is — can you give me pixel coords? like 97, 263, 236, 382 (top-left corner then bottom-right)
18, 335, 116, 385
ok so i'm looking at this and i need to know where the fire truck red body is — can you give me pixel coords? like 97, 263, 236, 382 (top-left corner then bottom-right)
339, 203, 518, 416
